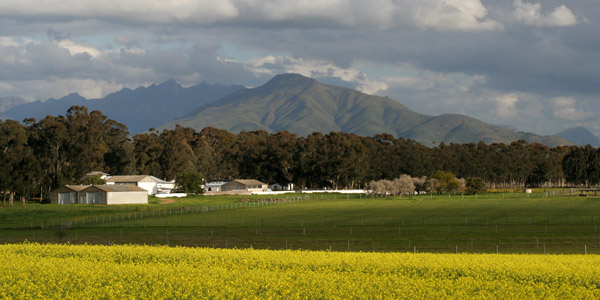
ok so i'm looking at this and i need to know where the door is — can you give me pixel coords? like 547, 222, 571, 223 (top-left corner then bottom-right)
86, 192, 99, 204
58, 192, 69, 204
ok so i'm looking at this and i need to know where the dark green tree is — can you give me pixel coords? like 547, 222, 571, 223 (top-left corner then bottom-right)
175, 171, 204, 194
466, 177, 486, 194
430, 170, 459, 193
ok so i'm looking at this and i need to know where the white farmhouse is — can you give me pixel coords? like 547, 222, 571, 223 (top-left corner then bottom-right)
106, 175, 159, 195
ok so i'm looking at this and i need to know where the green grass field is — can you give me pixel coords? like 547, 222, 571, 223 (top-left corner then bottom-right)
2, 191, 600, 254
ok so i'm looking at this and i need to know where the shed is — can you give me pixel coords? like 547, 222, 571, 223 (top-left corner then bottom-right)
81, 185, 148, 205
151, 176, 176, 194
221, 179, 267, 192
205, 181, 227, 192
50, 185, 90, 204
106, 175, 158, 195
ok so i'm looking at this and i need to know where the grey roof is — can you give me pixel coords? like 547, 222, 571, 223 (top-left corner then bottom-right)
64, 185, 91, 192
106, 175, 153, 183
89, 185, 147, 192
86, 171, 109, 176
150, 176, 173, 184
232, 179, 266, 186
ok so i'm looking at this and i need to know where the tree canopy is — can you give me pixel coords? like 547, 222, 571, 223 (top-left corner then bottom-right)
1, 106, 598, 204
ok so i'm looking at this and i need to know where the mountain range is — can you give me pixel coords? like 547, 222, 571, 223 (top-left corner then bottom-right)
2, 81, 244, 133
159, 74, 571, 147
0, 74, 581, 146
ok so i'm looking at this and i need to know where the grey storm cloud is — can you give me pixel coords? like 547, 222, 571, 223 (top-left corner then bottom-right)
0, 0, 598, 135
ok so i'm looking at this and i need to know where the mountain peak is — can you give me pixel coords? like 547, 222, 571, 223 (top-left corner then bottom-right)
158, 79, 179, 87
263, 73, 317, 89
556, 127, 599, 146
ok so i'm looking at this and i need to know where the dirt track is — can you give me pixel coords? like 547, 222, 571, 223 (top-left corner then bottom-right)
158, 198, 176, 204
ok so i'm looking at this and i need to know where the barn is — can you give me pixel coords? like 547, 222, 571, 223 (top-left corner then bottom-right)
81, 185, 148, 205
221, 179, 268, 192
106, 175, 163, 195
51, 185, 148, 205
50, 185, 89, 204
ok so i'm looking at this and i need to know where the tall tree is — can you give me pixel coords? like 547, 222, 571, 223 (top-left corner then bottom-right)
159, 125, 196, 181
0, 120, 34, 205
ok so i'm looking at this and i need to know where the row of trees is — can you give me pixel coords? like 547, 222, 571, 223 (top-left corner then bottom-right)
2, 106, 600, 204
368, 171, 487, 196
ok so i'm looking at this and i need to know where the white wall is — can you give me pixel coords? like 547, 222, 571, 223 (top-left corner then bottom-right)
106, 191, 148, 205
138, 182, 158, 195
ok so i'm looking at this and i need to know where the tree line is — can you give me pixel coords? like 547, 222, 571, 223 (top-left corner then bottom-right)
1, 106, 599, 204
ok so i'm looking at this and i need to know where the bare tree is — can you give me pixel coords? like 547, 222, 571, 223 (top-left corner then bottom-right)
425, 178, 440, 194
393, 174, 415, 195
412, 176, 427, 194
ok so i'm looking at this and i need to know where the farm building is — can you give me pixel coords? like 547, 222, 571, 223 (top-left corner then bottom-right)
205, 181, 227, 192
151, 176, 176, 194
106, 175, 160, 195
50, 185, 90, 204
85, 171, 110, 180
221, 179, 268, 192
269, 182, 295, 191
51, 185, 148, 205
79, 185, 148, 205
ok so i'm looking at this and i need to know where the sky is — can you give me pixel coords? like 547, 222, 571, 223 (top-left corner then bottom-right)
0, 0, 598, 136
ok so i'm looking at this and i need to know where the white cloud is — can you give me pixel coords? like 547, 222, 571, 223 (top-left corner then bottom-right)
513, 0, 579, 27
0, 0, 502, 32
244, 55, 389, 94
0, 37, 19, 47
494, 93, 519, 118
410, 0, 504, 31
3, 78, 124, 100
552, 96, 593, 120
57, 40, 101, 57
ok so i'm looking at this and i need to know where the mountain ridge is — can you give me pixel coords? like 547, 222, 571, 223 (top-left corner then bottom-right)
159, 73, 571, 147
3, 81, 245, 133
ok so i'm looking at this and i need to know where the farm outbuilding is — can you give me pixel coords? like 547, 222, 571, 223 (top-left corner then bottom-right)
205, 181, 227, 192
221, 179, 268, 192
106, 175, 158, 195
50, 185, 90, 204
51, 185, 148, 205
81, 185, 148, 205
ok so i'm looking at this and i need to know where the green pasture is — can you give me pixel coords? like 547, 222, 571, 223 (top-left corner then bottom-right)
2, 191, 600, 254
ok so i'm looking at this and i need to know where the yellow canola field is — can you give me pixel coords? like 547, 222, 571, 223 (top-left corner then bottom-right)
1, 243, 599, 299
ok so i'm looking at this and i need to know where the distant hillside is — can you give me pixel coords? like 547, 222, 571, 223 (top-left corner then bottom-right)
555, 127, 600, 146
0, 96, 28, 113
3, 80, 245, 133
159, 73, 572, 147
